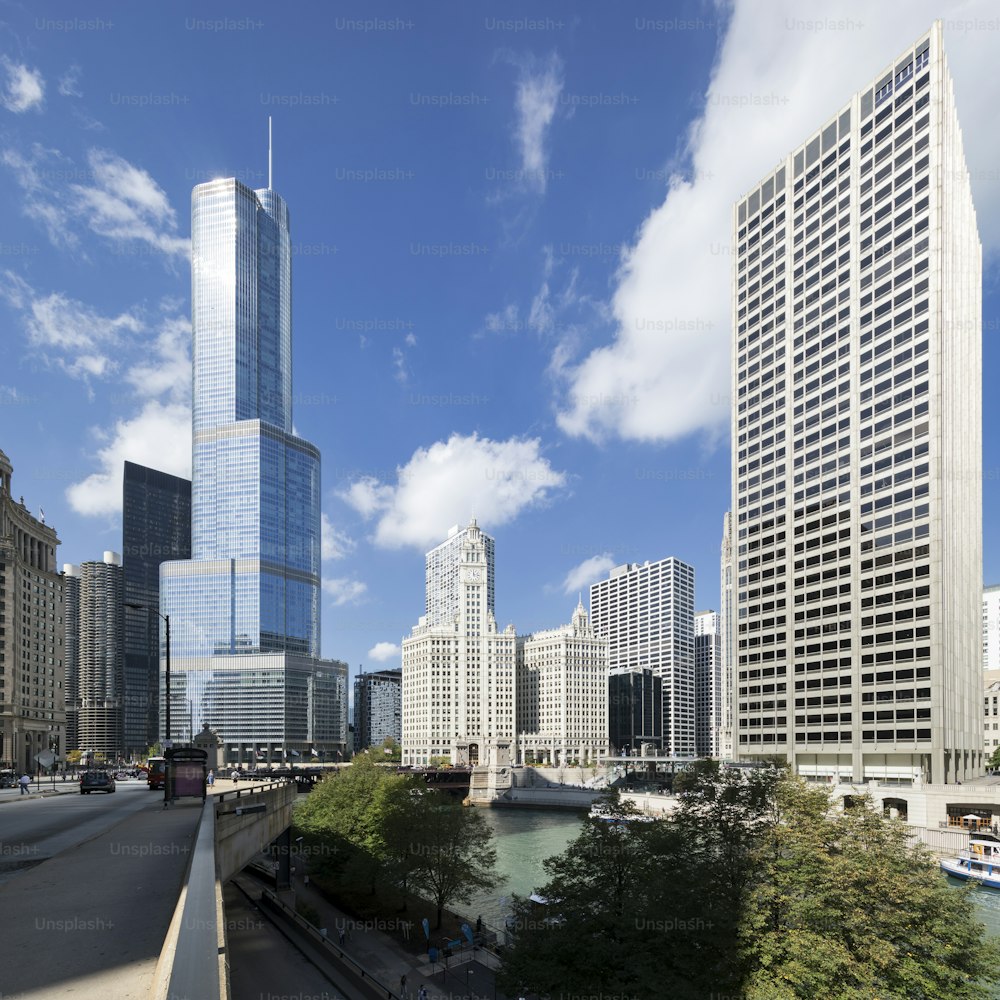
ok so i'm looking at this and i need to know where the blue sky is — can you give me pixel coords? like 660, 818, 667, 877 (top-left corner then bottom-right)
1, 1, 998, 684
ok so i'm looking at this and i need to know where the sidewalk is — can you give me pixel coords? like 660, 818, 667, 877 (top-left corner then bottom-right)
239, 867, 519, 1000
0, 777, 81, 803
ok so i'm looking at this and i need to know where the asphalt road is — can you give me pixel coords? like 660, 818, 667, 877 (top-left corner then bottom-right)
0, 779, 203, 999
0, 779, 159, 885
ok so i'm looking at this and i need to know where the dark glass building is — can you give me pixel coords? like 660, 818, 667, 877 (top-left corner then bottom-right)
608, 668, 662, 756
122, 461, 191, 756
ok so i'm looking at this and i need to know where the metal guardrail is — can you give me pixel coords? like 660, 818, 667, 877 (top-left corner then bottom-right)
257, 887, 402, 1000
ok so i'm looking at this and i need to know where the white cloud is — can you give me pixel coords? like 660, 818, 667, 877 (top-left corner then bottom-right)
1, 144, 186, 257
339, 432, 567, 550
0, 271, 142, 381
392, 345, 408, 383
367, 641, 401, 662
561, 554, 616, 596
70, 148, 189, 257
321, 513, 355, 561
513, 54, 563, 193
0, 57, 44, 113
555, 1, 1000, 444
58, 65, 82, 98
323, 578, 368, 606
65, 399, 192, 516
1, 146, 76, 247
124, 315, 191, 401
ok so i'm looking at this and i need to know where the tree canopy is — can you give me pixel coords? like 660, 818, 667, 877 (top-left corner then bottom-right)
293, 756, 499, 925
498, 765, 1000, 1000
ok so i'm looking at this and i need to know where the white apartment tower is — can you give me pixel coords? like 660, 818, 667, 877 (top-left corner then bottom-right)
402, 519, 515, 766
590, 558, 695, 757
424, 522, 496, 628
695, 610, 722, 758
719, 512, 735, 759
516, 600, 609, 766
984, 586, 1000, 672
732, 23, 982, 784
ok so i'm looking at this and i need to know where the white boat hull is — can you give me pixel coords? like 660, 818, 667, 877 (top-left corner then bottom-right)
940, 857, 1000, 890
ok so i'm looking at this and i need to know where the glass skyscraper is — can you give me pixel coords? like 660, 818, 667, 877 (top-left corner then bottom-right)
122, 461, 191, 755
161, 177, 345, 761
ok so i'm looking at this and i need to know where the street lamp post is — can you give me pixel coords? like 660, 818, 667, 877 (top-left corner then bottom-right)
125, 603, 171, 745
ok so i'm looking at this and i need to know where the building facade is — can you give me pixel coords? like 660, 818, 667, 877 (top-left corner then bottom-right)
424, 523, 495, 629
732, 24, 982, 784
353, 668, 402, 753
160, 175, 346, 758
695, 610, 722, 758
122, 461, 191, 756
0, 448, 65, 772
719, 511, 735, 758
985, 669, 1000, 757
62, 564, 80, 753
402, 519, 516, 767
77, 552, 124, 762
985, 585, 1000, 672
608, 668, 662, 756
516, 600, 609, 766
590, 558, 695, 757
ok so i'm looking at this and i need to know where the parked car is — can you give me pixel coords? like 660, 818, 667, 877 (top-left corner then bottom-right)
80, 771, 116, 794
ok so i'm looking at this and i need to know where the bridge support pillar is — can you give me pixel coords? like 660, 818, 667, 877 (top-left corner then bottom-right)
273, 826, 292, 890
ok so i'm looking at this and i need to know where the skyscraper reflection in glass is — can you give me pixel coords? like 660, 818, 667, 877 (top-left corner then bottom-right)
161, 176, 345, 759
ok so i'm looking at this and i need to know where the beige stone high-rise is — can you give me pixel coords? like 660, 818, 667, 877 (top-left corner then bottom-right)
401, 519, 516, 766
732, 22, 982, 784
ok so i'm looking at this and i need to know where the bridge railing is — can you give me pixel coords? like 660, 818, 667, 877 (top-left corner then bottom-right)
151, 797, 227, 1000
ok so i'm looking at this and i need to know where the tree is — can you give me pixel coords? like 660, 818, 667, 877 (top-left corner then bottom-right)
742, 782, 1000, 999
987, 745, 1000, 771
294, 754, 418, 887
380, 736, 402, 762
407, 792, 500, 928
498, 768, 1000, 1000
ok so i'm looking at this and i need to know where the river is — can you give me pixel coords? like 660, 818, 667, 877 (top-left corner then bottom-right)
456, 807, 585, 933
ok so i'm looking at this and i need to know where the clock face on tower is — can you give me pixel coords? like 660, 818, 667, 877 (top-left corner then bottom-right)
465, 567, 483, 583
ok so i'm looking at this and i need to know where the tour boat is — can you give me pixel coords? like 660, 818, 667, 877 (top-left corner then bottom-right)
588, 803, 657, 823
940, 833, 1000, 889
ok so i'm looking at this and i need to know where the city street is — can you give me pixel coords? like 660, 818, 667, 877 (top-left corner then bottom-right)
0, 778, 203, 999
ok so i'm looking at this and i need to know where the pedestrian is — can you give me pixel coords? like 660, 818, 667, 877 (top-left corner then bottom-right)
399, 972, 407, 997
207, 769, 215, 786
338, 926, 345, 947
418, 987, 428, 1000
231, 768, 239, 784
476, 914, 482, 933
18, 773, 31, 795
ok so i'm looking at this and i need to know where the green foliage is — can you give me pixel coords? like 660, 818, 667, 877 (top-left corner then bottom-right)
293, 757, 499, 927
498, 767, 1000, 1000
406, 794, 500, 927
380, 736, 402, 762
987, 745, 1000, 771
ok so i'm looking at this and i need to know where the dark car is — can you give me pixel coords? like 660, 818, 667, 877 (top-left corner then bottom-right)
80, 771, 116, 795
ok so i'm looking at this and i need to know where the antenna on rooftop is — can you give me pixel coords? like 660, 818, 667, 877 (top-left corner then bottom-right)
268, 116, 273, 189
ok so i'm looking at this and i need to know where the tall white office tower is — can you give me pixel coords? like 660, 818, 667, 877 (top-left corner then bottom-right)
720, 512, 735, 759
732, 23, 981, 784
590, 558, 695, 757
695, 610, 722, 758
516, 600, 609, 766
402, 519, 515, 766
424, 523, 496, 628
984, 585, 1000, 672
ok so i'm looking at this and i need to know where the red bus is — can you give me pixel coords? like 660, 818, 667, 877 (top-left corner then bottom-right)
146, 757, 167, 790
